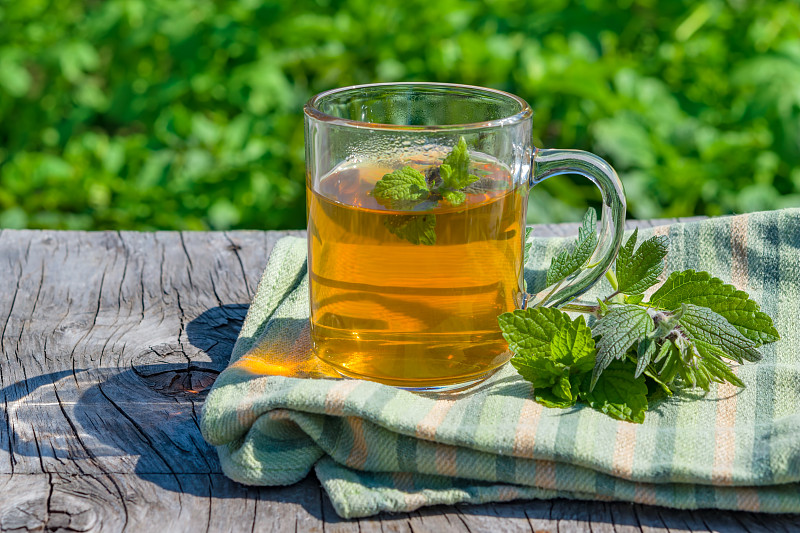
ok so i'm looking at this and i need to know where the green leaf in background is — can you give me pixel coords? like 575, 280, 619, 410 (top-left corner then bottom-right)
546, 208, 598, 286
615, 229, 669, 295
2, 1, 800, 230
650, 270, 780, 345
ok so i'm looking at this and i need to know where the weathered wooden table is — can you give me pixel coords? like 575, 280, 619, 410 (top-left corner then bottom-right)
2, 219, 798, 532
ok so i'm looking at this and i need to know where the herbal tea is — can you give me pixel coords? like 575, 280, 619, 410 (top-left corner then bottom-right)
304, 83, 628, 390
307, 155, 526, 387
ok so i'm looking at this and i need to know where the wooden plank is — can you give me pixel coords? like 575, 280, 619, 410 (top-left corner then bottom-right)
456, 501, 536, 532
1, 223, 797, 533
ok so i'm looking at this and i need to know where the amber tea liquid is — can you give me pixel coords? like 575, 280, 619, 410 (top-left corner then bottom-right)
308, 158, 525, 388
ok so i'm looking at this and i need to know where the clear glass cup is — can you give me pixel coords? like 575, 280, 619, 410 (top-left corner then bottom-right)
304, 83, 625, 391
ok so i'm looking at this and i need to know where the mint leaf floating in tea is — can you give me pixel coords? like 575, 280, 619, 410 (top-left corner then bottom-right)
372, 166, 430, 209
440, 137, 480, 190
383, 214, 436, 246
371, 166, 435, 244
438, 138, 479, 206
441, 188, 466, 207
499, 210, 780, 423
371, 136, 488, 243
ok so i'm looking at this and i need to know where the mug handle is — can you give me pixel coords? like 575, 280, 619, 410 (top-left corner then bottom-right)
528, 148, 627, 308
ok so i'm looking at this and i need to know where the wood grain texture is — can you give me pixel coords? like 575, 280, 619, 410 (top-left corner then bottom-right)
0, 223, 797, 533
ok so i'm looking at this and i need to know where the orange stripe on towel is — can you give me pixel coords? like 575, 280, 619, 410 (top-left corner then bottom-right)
513, 400, 543, 458
415, 400, 456, 440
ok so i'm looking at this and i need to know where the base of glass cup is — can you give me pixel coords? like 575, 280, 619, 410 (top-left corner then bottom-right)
315, 355, 505, 393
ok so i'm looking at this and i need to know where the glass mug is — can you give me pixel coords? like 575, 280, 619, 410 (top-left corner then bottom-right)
304, 83, 625, 391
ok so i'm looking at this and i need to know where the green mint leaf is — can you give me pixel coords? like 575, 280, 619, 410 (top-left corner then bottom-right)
502, 309, 595, 402
383, 214, 436, 245
441, 137, 480, 190
592, 304, 653, 386
534, 385, 578, 409
615, 229, 669, 295
650, 270, 779, 345
694, 344, 746, 388
658, 342, 682, 383
640, 363, 673, 397
498, 306, 572, 359
653, 339, 671, 363
579, 359, 648, 424
441, 188, 466, 206
549, 315, 596, 373
372, 166, 430, 208
511, 357, 570, 390
677, 304, 762, 363
597, 297, 609, 315
524, 227, 533, 265
546, 208, 598, 285
462, 177, 508, 194
635, 336, 658, 378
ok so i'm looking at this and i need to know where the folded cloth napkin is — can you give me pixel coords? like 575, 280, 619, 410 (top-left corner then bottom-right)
201, 209, 800, 518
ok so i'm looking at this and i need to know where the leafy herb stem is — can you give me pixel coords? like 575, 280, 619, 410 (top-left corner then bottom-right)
369, 136, 482, 245
504, 213, 780, 423
605, 290, 621, 302
560, 302, 600, 314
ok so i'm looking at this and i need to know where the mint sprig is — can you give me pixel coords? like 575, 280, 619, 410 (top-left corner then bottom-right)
501, 308, 595, 409
440, 137, 480, 191
371, 137, 484, 245
499, 211, 780, 423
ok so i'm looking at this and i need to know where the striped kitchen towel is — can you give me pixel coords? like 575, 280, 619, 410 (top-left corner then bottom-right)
200, 209, 800, 518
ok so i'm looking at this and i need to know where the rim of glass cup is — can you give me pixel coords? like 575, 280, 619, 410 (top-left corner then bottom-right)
304, 82, 533, 131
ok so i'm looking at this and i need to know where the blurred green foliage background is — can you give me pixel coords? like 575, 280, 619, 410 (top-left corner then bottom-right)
1, 0, 799, 230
